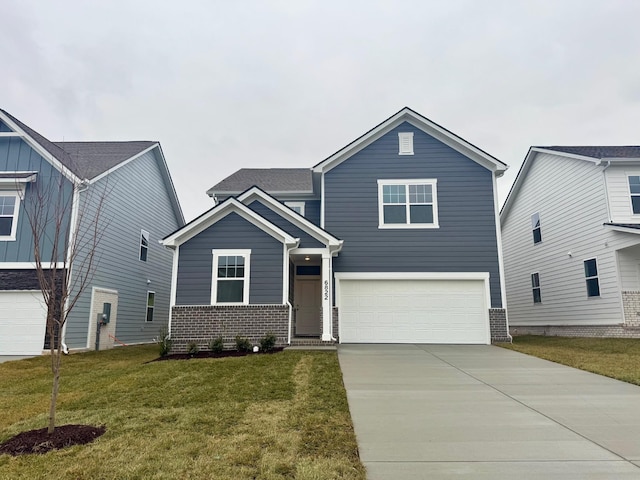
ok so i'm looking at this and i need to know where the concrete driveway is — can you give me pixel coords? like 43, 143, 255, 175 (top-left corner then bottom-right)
338, 344, 640, 479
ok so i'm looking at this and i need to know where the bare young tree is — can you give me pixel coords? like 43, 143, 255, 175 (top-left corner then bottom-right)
20, 167, 110, 434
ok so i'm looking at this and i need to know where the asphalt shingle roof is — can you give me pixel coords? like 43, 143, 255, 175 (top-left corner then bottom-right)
540, 146, 640, 159
0, 109, 156, 180
208, 168, 313, 194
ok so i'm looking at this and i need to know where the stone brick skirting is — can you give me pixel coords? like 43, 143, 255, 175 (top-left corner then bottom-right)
510, 324, 640, 338
622, 291, 640, 327
489, 308, 511, 343
170, 304, 289, 353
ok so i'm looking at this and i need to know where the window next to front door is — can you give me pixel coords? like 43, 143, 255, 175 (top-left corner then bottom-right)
211, 249, 251, 304
377, 179, 439, 228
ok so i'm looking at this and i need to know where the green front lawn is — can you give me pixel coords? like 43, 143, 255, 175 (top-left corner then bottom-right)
0, 346, 366, 480
499, 335, 640, 385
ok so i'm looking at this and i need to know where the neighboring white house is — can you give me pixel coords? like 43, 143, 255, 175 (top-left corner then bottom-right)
501, 146, 640, 337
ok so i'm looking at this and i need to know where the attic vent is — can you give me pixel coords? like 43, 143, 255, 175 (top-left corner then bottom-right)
398, 132, 414, 155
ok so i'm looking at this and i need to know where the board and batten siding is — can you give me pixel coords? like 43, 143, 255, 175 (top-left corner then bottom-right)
175, 212, 284, 306
502, 153, 640, 326
65, 149, 181, 348
324, 121, 503, 308
247, 200, 324, 248
0, 136, 73, 264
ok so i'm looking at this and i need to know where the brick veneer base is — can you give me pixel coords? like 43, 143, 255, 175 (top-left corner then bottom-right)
510, 324, 640, 338
622, 291, 640, 327
490, 308, 511, 343
171, 305, 289, 353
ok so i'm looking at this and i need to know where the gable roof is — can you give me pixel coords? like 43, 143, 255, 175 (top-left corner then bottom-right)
207, 168, 313, 197
313, 107, 508, 175
500, 145, 640, 224
161, 196, 299, 248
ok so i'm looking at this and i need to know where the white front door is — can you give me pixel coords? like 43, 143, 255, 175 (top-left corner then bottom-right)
295, 279, 321, 335
0, 291, 47, 355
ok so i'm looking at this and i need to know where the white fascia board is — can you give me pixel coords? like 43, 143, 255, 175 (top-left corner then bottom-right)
334, 271, 490, 281
0, 111, 81, 184
599, 157, 640, 164
0, 132, 23, 137
313, 108, 507, 175
237, 187, 342, 247
161, 198, 298, 247
0, 172, 38, 184
605, 225, 640, 235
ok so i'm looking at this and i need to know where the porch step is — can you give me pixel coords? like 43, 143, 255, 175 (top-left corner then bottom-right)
289, 337, 336, 347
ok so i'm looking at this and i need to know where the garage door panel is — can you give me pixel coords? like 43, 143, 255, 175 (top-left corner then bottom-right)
339, 278, 489, 344
0, 291, 47, 355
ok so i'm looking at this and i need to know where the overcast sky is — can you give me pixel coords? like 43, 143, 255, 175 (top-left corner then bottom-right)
3, 0, 640, 221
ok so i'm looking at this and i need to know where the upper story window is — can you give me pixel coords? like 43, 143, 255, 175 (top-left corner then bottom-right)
139, 230, 149, 262
531, 272, 542, 303
584, 258, 600, 297
0, 193, 19, 241
378, 179, 438, 229
628, 176, 640, 214
531, 212, 542, 244
211, 250, 251, 304
284, 201, 305, 216
398, 132, 414, 155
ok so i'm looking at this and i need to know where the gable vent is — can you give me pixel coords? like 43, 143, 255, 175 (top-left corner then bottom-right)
398, 132, 414, 155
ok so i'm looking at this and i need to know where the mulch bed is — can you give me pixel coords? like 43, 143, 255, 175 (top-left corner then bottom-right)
0, 424, 106, 456
150, 347, 285, 362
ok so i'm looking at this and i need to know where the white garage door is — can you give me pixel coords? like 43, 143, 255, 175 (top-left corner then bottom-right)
338, 278, 490, 344
0, 291, 47, 355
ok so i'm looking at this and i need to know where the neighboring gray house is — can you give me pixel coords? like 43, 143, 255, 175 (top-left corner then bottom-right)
501, 146, 640, 337
162, 107, 510, 351
0, 109, 184, 355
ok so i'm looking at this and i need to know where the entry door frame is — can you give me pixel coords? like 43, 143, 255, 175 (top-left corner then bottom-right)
294, 275, 322, 336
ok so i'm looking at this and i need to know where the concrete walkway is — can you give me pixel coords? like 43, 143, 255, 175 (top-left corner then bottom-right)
338, 344, 640, 479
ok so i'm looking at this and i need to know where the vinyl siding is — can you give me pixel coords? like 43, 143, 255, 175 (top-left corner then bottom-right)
65, 149, 181, 347
0, 137, 72, 263
304, 200, 321, 226
605, 165, 640, 223
175, 212, 284, 305
247, 200, 324, 248
324, 121, 502, 307
502, 153, 640, 326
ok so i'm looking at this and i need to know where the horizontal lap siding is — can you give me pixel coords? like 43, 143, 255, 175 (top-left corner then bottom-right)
65, 150, 180, 347
247, 200, 324, 248
325, 122, 502, 307
502, 153, 632, 326
176, 212, 284, 305
304, 200, 321, 226
0, 137, 72, 263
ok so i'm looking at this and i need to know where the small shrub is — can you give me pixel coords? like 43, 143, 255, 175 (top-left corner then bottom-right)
259, 332, 277, 352
157, 327, 172, 357
209, 336, 224, 353
187, 341, 200, 356
235, 335, 252, 353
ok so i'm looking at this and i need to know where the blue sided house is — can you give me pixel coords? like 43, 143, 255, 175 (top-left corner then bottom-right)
162, 108, 510, 351
0, 109, 184, 355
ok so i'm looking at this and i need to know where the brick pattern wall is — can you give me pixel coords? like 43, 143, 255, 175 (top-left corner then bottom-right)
622, 291, 640, 327
489, 308, 511, 343
171, 304, 289, 353
332, 307, 339, 341
510, 324, 640, 338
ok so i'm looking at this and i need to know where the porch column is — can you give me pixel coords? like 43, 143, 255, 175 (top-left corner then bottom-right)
321, 252, 332, 341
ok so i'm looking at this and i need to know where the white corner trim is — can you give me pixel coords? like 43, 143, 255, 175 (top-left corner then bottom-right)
492, 172, 508, 310
170, 246, 179, 307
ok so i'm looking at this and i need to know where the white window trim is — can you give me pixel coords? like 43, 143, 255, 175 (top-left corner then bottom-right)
398, 132, 414, 155
583, 257, 601, 298
627, 175, 640, 216
146, 291, 155, 322
139, 229, 149, 262
211, 249, 251, 305
0, 191, 21, 241
531, 272, 542, 304
377, 179, 439, 229
284, 201, 305, 216
531, 212, 542, 244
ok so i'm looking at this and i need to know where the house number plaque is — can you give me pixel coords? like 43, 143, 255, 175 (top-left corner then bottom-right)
324, 280, 329, 301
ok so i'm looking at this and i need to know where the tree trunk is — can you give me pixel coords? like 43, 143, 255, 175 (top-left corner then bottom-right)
48, 351, 61, 434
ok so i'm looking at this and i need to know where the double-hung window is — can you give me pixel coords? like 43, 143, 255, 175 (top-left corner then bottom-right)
211, 250, 251, 304
146, 291, 155, 322
584, 258, 600, 297
378, 179, 438, 228
531, 212, 542, 244
139, 230, 149, 262
531, 273, 542, 303
629, 176, 640, 214
0, 193, 19, 240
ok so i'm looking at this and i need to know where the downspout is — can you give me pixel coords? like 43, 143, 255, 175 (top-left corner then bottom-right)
60, 178, 89, 354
